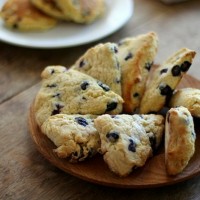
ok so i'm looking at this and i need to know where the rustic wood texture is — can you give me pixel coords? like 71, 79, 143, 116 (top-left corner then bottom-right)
1, 0, 200, 199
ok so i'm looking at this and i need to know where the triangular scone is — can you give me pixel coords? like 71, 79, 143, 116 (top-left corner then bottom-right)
165, 107, 196, 175
56, 0, 105, 24
34, 66, 123, 126
140, 48, 196, 114
0, 0, 57, 31
118, 32, 158, 113
132, 114, 165, 153
30, 0, 68, 20
94, 114, 152, 177
169, 88, 200, 118
72, 43, 121, 95
41, 114, 100, 162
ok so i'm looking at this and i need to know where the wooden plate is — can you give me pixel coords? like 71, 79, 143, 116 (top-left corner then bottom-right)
28, 74, 200, 188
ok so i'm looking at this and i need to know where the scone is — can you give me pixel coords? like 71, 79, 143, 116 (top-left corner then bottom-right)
56, 0, 105, 24
72, 43, 121, 95
41, 114, 100, 162
30, 0, 68, 20
118, 32, 158, 113
165, 106, 196, 175
132, 114, 165, 153
0, 0, 57, 31
34, 66, 123, 126
140, 48, 196, 114
169, 88, 200, 118
94, 114, 152, 176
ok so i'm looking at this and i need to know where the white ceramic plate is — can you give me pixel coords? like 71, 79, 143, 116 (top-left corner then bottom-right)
0, 0, 134, 48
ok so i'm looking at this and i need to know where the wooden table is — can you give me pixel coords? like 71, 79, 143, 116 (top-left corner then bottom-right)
1, 0, 200, 199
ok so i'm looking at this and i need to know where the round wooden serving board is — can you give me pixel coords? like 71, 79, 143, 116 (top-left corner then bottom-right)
29, 74, 200, 188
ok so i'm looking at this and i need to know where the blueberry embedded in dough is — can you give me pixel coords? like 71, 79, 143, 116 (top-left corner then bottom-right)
128, 139, 136, 152
75, 116, 88, 127
171, 65, 181, 76
145, 62, 153, 71
51, 103, 64, 115
106, 102, 118, 112
80, 81, 89, 90
97, 81, 110, 92
180, 61, 191, 72
106, 132, 119, 143
124, 52, 133, 61
159, 83, 173, 96
160, 68, 168, 74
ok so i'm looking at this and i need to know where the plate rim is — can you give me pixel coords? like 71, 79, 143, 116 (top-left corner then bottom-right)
28, 74, 200, 189
0, 0, 134, 49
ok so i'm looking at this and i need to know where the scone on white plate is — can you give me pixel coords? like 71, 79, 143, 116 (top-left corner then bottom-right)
165, 106, 196, 175
41, 114, 100, 162
94, 114, 152, 177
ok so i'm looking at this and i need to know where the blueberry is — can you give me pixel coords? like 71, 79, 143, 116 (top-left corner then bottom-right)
180, 61, 191, 72
52, 93, 60, 98
98, 81, 110, 91
51, 69, 55, 74
106, 132, 119, 142
81, 81, 89, 90
145, 62, 153, 71
160, 68, 168, 74
51, 103, 64, 115
79, 59, 85, 68
106, 102, 117, 112
171, 65, 181, 76
75, 117, 88, 126
128, 139, 136, 152
113, 46, 118, 53
47, 83, 57, 88
159, 84, 173, 96
124, 52, 133, 61
133, 92, 139, 98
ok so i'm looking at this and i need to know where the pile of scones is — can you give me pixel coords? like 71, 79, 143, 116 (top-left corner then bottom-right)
0, 0, 105, 31
33, 32, 200, 177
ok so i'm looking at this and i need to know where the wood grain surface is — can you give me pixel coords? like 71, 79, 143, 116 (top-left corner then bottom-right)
1, 0, 200, 199
28, 74, 200, 189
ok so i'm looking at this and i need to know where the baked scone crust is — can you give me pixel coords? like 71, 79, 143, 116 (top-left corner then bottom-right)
56, 0, 105, 23
140, 48, 196, 114
0, 0, 57, 31
41, 114, 100, 162
30, 0, 68, 20
165, 106, 196, 175
118, 32, 158, 113
72, 43, 121, 95
34, 66, 123, 126
169, 88, 200, 118
94, 114, 152, 176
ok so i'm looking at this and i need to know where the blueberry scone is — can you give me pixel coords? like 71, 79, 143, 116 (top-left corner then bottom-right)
118, 32, 158, 113
56, 0, 105, 24
165, 106, 196, 175
140, 48, 196, 114
30, 0, 68, 20
94, 114, 152, 176
72, 43, 121, 95
169, 88, 200, 118
41, 114, 100, 162
34, 66, 123, 126
132, 114, 165, 153
0, 0, 57, 31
